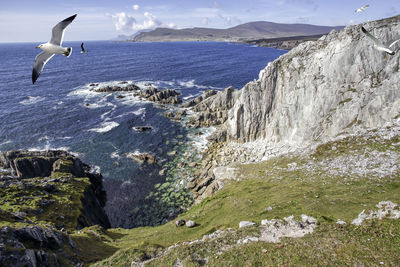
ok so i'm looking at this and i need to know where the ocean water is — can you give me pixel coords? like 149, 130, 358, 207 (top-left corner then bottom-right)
0, 41, 286, 227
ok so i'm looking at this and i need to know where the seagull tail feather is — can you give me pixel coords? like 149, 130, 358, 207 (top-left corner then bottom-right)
63, 47, 72, 57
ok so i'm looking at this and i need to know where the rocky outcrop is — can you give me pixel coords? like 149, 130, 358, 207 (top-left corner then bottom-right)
185, 87, 240, 131
91, 83, 140, 92
0, 150, 84, 179
0, 226, 74, 267
223, 16, 400, 148
181, 90, 218, 108
136, 87, 182, 104
163, 109, 187, 121
0, 150, 110, 229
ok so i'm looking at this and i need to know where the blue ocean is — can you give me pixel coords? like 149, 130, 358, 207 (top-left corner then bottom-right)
0, 41, 286, 227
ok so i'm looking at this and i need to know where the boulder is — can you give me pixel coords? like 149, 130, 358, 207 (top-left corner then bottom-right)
185, 220, 196, 228
239, 221, 256, 228
176, 219, 185, 227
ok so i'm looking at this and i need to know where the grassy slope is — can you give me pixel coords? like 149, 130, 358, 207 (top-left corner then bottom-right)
88, 130, 400, 266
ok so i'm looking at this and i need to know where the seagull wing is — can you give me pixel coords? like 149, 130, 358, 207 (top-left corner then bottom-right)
389, 39, 400, 48
361, 27, 385, 47
32, 51, 54, 84
50, 14, 77, 46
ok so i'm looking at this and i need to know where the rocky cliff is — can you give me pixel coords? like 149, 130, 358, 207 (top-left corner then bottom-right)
216, 15, 400, 156
181, 15, 400, 201
0, 150, 111, 266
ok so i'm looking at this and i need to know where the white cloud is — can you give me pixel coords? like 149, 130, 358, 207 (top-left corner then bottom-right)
108, 12, 137, 32
108, 11, 164, 32
132, 4, 140, 11
218, 14, 241, 26
167, 23, 178, 29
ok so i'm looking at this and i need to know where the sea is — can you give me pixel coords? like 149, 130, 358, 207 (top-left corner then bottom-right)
0, 41, 286, 227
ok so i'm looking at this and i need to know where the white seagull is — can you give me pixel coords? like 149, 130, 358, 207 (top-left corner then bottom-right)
361, 26, 400, 55
32, 14, 77, 84
355, 5, 369, 13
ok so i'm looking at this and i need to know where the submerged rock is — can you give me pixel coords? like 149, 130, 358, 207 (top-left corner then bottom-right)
128, 152, 156, 164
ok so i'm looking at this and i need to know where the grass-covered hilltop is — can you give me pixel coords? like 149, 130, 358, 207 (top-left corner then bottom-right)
1, 15, 400, 266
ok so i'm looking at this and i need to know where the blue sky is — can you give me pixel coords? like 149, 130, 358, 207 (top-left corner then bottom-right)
0, 0, 398, 42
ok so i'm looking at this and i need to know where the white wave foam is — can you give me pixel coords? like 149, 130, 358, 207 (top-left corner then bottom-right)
88, 121, 119, 133
19, 96, 46, 105
189, 127, 216, 152
132, 107, 146, 121
0, 140, 12, 146
89, 165, 101, 174
58, 136, 72, 140
110, 151, 120, 159
27, 145, 71, 152
38, 135, 51, 141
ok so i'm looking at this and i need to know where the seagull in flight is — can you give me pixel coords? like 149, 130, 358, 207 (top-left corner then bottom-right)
361, 26, 400, 55
355, 5, 369, 13
32, 14, 77, 84
80, 42, 88, 53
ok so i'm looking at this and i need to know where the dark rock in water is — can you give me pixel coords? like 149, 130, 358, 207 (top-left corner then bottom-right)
118, 81, 128, 84
92, 83, 140, 92
89, 83, 99, 87
116, 95, 125, 99
133, 126, 153, 132
128, 153, 156, 164
136, 87, 182, 104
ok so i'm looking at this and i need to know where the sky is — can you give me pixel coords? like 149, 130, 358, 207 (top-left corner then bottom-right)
0, 0, 398, 42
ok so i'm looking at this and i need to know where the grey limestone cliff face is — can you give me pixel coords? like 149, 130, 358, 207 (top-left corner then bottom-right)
224, 15, 400, 147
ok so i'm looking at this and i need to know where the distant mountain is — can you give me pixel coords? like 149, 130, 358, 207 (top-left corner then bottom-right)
111, 34, 133, 41
112, 29, 154, 41
129, 21, 344, 42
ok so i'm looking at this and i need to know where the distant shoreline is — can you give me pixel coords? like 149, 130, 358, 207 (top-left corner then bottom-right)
241, 34, 325, 50
120, 34, 326, 50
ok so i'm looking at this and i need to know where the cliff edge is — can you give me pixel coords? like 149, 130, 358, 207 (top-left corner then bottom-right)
222, 15, 399, 154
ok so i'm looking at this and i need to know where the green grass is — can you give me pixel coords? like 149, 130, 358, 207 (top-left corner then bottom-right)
91, 131, 400, 266
0, 172, 91, 230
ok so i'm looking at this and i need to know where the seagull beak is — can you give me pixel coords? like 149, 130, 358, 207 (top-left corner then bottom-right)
35, 46, 40, 48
